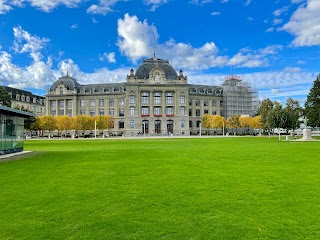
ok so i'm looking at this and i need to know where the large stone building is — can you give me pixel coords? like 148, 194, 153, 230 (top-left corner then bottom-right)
4, 86, 46, 116
46, 56, 257, 136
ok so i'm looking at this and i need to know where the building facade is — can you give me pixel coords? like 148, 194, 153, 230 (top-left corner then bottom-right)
46, 57, 257, 136
4, 86, 46, 116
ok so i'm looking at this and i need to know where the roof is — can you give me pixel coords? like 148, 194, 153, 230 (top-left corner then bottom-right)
49, 74, 81, 91
0, 105, 36, 117
135, 57, 178, 80
4, 86, 45, 99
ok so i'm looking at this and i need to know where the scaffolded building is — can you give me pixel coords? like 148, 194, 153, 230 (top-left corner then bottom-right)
222, 75, 258, 119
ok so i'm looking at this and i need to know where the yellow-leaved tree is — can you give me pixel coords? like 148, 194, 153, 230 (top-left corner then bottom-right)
239, 116, 252, 134
55, 115, 75, 136
227, 115, 240, 135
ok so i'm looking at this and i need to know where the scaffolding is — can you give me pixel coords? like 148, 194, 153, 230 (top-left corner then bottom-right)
222, 75, 258, 119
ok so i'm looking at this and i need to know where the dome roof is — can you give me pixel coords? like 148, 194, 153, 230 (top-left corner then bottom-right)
135, 57, 178, 80
50, 74, 81, 91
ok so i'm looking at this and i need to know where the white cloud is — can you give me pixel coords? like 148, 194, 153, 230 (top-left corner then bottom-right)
273, 6, 290, 17
100, 52, 116, 63
0, 0, 13, 14
273, 18, 283, 25
13, 25, 49, 62
92, 17, 98, 23
87, 0, 126, 15
71, 24, 78, 29
297, 60, 306, 64
266, 27, 275, 32
117, 14, 284, 70
281, 0, 320, 46
144, 0, 169, 11
247, 17, 254, 21
244, 0, 251, 6
191, 0, 212, 5
117, 14, 158, 62
211, 11, 221, 16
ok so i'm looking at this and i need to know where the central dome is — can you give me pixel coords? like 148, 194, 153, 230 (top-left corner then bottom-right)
49, 74, 81, 91
135, 57, 178, 80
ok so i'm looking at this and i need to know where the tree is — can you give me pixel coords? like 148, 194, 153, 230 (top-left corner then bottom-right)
202, 114, 212, 135
211, 115, 225, 135
55, 116, 75, 136
285, 98, 302, 133
227, 115, 240, 135
251, 115, 262, 134
0, 86, 11, 107
239, 116, 252, 134
304, 74, 320, 127
267, 102, 289, 140
257, 98, 274, 132
38, 116, 56, 137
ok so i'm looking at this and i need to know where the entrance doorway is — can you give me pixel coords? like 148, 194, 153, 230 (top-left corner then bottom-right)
167, 120, 173, 134
155, 120, 161, 134
142, 120, 149, 134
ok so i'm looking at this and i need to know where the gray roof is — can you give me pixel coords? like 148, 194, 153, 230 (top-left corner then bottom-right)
0, 105, 36, 117
135, 57, 178, 80
50, 74, 81, 91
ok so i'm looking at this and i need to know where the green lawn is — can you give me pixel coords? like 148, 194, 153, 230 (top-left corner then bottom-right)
0, 137, 319, 239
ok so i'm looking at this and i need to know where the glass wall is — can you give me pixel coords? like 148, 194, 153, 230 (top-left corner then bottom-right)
0, 114, 25, 155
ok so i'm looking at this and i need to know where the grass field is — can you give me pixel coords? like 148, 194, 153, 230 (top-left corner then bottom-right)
0, 137, 319, 239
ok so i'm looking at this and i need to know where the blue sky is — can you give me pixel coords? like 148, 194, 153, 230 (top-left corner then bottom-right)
0, 0, 319, 105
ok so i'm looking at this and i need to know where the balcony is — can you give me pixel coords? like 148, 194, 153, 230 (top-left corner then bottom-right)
166, 114, 174, 117
154, 114, 162, 117
141, 114, 150, 117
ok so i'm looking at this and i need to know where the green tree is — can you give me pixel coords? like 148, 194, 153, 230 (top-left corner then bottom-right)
0, 86, 11, 107
304, 74, 320, 127
285, 98, 302, 133
257, 98, 274, 132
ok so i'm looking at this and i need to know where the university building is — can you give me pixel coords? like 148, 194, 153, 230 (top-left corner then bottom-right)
46, 56, 257, 136
4, 86, 46, 116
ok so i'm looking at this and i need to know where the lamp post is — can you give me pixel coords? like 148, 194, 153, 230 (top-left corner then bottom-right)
94, 120, 97, 138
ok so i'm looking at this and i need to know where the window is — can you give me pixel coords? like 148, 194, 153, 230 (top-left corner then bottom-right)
109, 99, 114, 107
189, 120, 193, 128
26, 96, 30, 102
99, 99, 104, 107
180, 96, 185, 104
80, 100, 86, 107
129, 95, 135, 104
90, 99, 95, 107
80, 109, 86, 115
166, 107, 173, 115
166, 92, 173, 104
67, 100, 72, 109
130, 107, 135, 116
189, 109, 192, 116
59, 100, 64, 108
51, 109, 56, 116
220, 101, 223, 107
141, 107, 149, 115
51, 101, 56, 108
130, 120, 135, 128
119, 121, 124, 129
180, 107, 185, 116
196, 109, 200, 116
195, 99, 200, 106
90, 110, 95, 116
109, 109, 114, 116
196, 121, 201, 128
141, 92, 149, 104
59, 109, 64, 115
119, 109, 124, 117
212, 100, 217, 107
154, 92, 161, 105
68, 109, 72, 117
204, 100, 208, 107
21, 95, 25, 101
212, 110, 217, 115
181, 120, 185, 128
99, 109, 104, 116
204, 110, 209, 114
16, 94, 20, 100
154, 107, 161, 115
119, 98, 124, 107
189, 99, 192, 106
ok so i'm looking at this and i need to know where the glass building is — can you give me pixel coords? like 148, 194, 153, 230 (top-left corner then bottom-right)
0, 106, 35, 155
